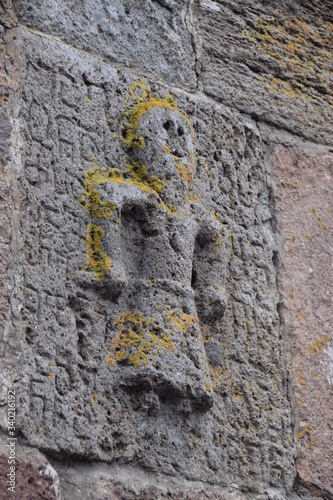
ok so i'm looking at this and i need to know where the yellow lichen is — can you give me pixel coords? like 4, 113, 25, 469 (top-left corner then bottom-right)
307, 333, 330, 356
163, 144, 195, 188
125, 411, 133, 426
295, 310, 306, 320
228, 230, 236, 251
79, 79, 199, 283
79, 163, 168, 281
85, 223, 112, 281
204, 381, 211, 392
242, 13, 333, 119
186, 192, 199, 204
120, 78, 195, 149
127, 161, 166, 195
209, 365, 221, 393
309, 207, 329, 231
209, 234, 225, 255
107, 306, 205, 368
296, 373, 307, 388
79, 163, 165, 211
91, 393, 97, 405
79, 166, 116, 220
165, 308, 199, 333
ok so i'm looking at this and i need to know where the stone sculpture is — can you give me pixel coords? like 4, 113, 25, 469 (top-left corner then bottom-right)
78, 79, 230, 409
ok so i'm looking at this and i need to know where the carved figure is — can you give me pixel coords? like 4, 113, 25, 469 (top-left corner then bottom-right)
78, 80, 230, 409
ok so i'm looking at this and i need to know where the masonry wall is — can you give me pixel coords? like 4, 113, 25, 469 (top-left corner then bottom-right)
0, 1, 332, 499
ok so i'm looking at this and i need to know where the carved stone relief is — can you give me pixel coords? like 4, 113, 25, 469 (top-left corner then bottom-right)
7, 28, 295, 489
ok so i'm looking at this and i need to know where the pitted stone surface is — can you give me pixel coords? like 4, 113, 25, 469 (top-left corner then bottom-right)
194, 0, 333, 145
1, 0, 333, 498
4, 26, 296, 493
13, 0, 196, 88
14, 0, 333, 145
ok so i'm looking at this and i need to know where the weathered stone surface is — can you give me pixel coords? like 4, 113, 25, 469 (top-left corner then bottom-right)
0, 433, 60, 499
52, 460, 291, 500
0, 1, 17, 28
3, 25, 295, 495
13, 0, 196, 88
0, 24, 11, 359
2, 1, 333, 498
194, 0, 333, 145
15, 0, 333, 146
273, 144, 333, 497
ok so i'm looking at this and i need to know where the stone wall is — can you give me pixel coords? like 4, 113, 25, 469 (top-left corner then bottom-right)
0, 1, 332, 499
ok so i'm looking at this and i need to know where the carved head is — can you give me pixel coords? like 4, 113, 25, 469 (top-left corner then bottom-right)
120, 79, 196, 210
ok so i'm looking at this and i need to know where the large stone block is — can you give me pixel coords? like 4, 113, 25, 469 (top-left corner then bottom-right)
273, 144, 333, 497
194, 0, 333, 145
0, 25, 11, 356
3, 25, 295, 495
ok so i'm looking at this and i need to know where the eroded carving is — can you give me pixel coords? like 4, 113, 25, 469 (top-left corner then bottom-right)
78, 80, 231, 409
16, 34, 295, 485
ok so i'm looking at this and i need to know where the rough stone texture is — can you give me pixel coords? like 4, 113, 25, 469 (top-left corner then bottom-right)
0, 12, 24, 475
4, 24, 295, 496
273, 145, 333, 498
194, 0, 333, 145
15, 0, 333, 143
50, 461, 292, 500
0, 1, 17, 28
13, 0, 196, 88
0, 432, 60, 499
1, 0, 333, 499
0, 22, 11, 360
